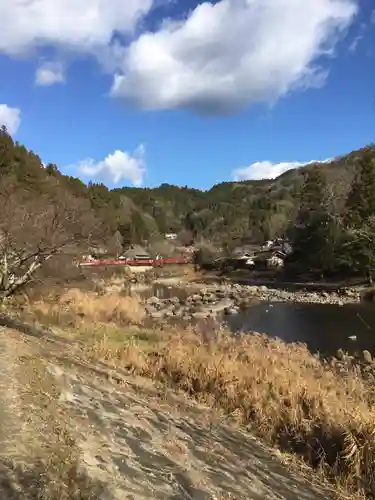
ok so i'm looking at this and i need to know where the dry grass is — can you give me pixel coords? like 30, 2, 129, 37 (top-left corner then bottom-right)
87, 327, 375, 498
93, 273, 130, 294
31, 288, 146, 327
23, 289, 375, 498
83, 332, 375, 497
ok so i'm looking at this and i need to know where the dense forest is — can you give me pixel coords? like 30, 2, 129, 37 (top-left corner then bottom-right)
1, 125, 375, 286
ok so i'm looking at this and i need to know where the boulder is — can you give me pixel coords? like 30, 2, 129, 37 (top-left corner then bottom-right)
362, 350, 372, 364
191, 294, 203, 303
224, 307, 239, 315
192, 311, 211, 319
150, 311, 165, 319
335, 348, 346, 361
168, 296, 180, 305
147, 296, 161, 305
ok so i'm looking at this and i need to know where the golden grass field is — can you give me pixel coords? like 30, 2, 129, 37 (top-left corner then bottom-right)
15, 285, 375, 499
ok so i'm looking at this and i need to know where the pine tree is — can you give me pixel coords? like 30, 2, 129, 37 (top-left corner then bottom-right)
343, 148, 375, 282
0, 126, 14, 174
346, 148, 375, 223
291, 168, 334, 275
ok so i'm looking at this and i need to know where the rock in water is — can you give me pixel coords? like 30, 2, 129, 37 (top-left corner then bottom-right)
362, 350, 372, 364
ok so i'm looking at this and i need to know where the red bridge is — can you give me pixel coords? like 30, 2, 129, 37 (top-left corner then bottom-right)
80, 256, 190, 267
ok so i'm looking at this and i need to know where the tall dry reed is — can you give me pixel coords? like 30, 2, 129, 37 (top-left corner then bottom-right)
31, 288, 146, 327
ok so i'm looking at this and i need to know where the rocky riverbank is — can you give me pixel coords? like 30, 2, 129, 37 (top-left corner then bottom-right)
144, 283, 361, 320
328, 348, 375, 386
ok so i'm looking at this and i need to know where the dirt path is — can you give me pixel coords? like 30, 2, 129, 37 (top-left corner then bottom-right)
0, 326, 334, 500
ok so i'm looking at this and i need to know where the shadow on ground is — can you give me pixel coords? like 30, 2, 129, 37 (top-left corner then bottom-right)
48, 352, 333, 500
0, 321, 334, 500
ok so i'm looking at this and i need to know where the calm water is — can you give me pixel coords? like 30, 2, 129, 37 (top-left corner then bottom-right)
136, 284, 375, 358
225, 301, 375, 357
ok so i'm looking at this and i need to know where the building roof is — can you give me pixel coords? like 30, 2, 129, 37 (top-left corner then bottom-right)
121, 245, 151, 259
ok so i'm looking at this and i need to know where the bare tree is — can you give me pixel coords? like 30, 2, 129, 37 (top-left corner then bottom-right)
148, 239, 176, 258
178, 229, 194, 246
263, 213, 289, 240
0, 179, 102, 299
106, 230, 123, 257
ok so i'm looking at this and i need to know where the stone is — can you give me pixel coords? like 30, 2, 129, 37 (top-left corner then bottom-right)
164, 310, 175, 318
362, 350, 372, 364
336, 348, 346, 361
150, 311, 164, 319
147, 296, 160, 305
224, 307, 239, 315
191, 294, 202, 303
168, 296, 180, 305
205, 293, 216, 303
144, 304, 157, 314
236, 300, 249, 310
192, 311, 210, 319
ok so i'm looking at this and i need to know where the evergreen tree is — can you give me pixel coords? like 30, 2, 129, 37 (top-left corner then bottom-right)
290, 168, 334, 275
343, 148, 375, 282
345, 148, 375, 223
0, 126, 14, 174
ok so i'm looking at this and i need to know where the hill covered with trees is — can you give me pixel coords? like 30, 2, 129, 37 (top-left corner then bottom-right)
1, 125, 375, 285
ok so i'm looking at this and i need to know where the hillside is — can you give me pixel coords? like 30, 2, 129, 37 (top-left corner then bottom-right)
1, 126, 374, 250
117, 147, 372, 246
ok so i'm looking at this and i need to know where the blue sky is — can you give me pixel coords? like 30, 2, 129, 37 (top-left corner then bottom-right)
0, 0, 374, 189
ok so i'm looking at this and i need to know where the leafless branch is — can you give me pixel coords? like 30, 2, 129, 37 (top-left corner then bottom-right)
0, 177, 103, 298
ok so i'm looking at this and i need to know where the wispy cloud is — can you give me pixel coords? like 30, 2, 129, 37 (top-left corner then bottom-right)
232, 158, 332, 181
35, 61, 65, 86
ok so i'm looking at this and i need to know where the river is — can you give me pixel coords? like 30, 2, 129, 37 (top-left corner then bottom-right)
225, 301, 375, 357
139, 284, 375, 358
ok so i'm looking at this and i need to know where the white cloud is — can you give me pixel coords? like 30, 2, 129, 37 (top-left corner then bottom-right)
232, 159, 331, 181
77, 145, 146, 186
0, 0, 358, 113
348, 34, 363, 52
35, 61, 65, 86
0, 104, 21, 135
112, 0, 357, 113
0, 0, 153, 56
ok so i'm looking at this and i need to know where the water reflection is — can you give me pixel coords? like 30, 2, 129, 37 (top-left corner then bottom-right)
131, 284, 375, 357
226, 301, 375, 357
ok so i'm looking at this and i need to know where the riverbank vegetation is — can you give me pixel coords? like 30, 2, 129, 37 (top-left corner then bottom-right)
286, 147, 375, 282
1, 127, 375, 302
13, 286, 375, 499
2, 116, 375, 499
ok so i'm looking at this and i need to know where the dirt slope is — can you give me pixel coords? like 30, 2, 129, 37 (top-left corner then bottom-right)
0, 326, 333, 499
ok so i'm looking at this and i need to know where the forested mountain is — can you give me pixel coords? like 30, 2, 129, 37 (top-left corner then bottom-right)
115, 145, 373, 249
1, 125, 374, 256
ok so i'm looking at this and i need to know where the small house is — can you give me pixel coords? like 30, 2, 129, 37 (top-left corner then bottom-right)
119, 245, 151, 261
165, 233, 178, 241
253, 249, 286, 269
